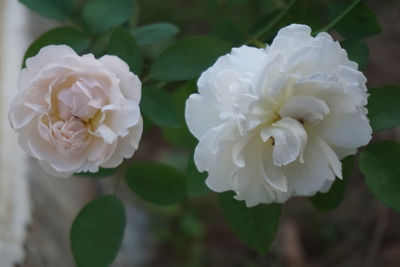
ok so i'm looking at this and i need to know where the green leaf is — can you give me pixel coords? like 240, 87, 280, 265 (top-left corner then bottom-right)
150, 36, 232, 81
23, 27, 90, 67
140, 87, 179, 127
107, 27, 142, 75
19, 0, 74, 20
309, 156, 355, 212
125, 162, 187, 205
186, 154, 211, 197
218, 192, 281, 253
328, 1, 381, 39
75, 167, 118, 178
71, 195, 126, 267
341, 39, 369, 70
367, 86, 400, 132
162, 81, 197, 148
131, 23, 180, 45
360, 141, 400, 212
82, 0, 136, 34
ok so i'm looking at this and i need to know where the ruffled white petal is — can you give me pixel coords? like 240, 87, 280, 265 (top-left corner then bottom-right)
261, 118, 307, 166
318, 110, 372, 148
185, 94, 222, 140
279, 95, 329, 123
283, 137, 335, 196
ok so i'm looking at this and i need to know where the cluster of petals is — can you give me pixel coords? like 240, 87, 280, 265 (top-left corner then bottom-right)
9, 45, 143, 177
185, 24, 372, 206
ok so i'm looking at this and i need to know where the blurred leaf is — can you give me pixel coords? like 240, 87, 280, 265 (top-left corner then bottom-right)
75, 167, 118, 178
328, 1, 381, 39
140, 87, 179, 127
162, 81, 197, 147
71, 195, 126, 267
19, 0, 74, 20
360, 141, 400, 212
150, 36, 232, 81
82, 0, 136, 34
131, 23, 180, 45
125, 162, 187, 205
23, 27, 90, 67
341, 39, 369, 70
107, 27, 142, 75
186, 153, 211, 198
309, 156, 355, 212
211, 19, 246, 45
219, 191, 281, 253
367, 86, 400, 132
142, 115, 154, 134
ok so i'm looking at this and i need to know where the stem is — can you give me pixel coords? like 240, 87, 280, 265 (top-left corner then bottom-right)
141, 75, 151, 84
251, 0, 298, 42
113, 161, 128, 195
313, 0, 362, 34
156, 81, 167, 88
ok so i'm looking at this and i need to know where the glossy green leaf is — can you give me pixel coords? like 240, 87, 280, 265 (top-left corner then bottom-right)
150, 36, 232, 81
328, 1, 381, 39
125, 162, 187, 205
162, 81, 197, 148
367, 86, 400, 132
219, 191, 281, 253
131, 23, 180, 45
19, 0, 74, 20
23, 27, 90, 67
107, 27, 142, 75
82, 0, 136, 34
140, 87, 179, 127
186, 154, 210, 197
71, 195, 126, 267
309, 156, 355, 212
75, 168, 118, 178
341, 39, 369, 70
360, 141, 400, 212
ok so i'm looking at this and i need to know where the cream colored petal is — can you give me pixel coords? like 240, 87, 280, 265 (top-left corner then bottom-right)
101, 117, 143, 168
101, 100, 140, 138
99, 55, 142, 102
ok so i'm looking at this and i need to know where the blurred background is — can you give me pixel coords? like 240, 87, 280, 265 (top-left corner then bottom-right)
1, 0, 400, 266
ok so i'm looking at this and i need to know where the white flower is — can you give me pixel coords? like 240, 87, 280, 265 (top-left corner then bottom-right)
185, 24, 372, 207
8, 45, 143, 177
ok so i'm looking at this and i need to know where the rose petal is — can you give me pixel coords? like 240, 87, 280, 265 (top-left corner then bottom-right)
261, 118, 307, 166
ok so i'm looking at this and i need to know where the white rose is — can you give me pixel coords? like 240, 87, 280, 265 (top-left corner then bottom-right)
185, 24, 372, 207
8, 45, 143, 177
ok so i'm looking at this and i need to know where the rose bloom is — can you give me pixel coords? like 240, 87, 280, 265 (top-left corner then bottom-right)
185, 24, 372, 207
8, 45, 143, 177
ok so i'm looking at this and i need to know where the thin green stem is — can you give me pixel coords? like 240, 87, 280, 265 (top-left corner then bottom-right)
113, 161, 128, 195
156, 81, 167, 88
251, 0, 298, 42
141, 75, 151, 84
313, 0, 362, 34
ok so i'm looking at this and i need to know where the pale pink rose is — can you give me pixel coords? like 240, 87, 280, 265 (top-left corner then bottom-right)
9, 45, 143, 177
